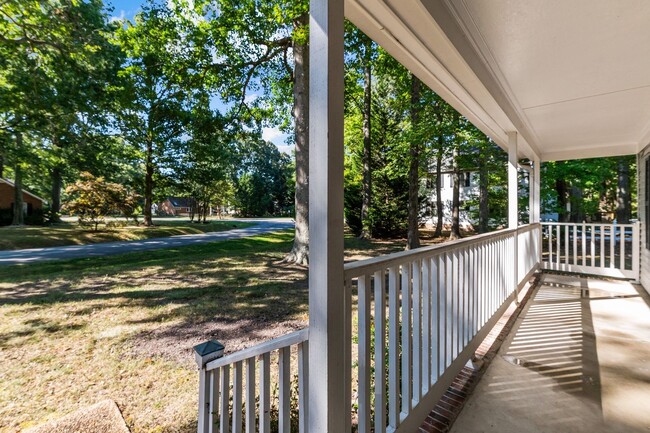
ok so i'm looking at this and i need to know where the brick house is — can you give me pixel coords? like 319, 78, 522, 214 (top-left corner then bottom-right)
0, 178, 46, 215
159, 197, 193, 216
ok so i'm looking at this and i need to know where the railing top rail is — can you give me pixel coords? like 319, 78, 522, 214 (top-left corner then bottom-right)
344, 223, 540, 279
205, 328, 308, 371
541, 221, 636, 228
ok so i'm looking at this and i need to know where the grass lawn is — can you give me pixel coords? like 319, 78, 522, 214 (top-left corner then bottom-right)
0, 230, 412, 433
0, 218, 253, 251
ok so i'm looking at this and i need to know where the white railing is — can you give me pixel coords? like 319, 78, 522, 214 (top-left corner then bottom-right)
197, 329, 309, 433
343, 223, 540, 433
541, 222, 639, 280
518, 223, 542, 283
196, 224, 542, 433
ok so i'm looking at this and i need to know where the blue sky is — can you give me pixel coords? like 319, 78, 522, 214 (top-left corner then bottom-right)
105, 0, 292, 153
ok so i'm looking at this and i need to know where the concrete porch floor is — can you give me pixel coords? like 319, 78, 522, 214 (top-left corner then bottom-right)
450, 273, 650, 433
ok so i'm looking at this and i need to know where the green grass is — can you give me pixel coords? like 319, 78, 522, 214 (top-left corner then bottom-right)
0, 218, 253, 251
0, 230, 409, 433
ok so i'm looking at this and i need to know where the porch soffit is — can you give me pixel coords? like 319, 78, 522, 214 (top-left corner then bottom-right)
345, 0, 650, 161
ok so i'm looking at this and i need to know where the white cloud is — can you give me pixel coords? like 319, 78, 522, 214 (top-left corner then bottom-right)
110, 9, 127, 22
276, 144, 294, 155
262, 127, 283, 142
244, 93, 258, 104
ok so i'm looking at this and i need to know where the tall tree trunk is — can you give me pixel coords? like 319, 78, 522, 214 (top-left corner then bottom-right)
479, 160, 489, 233
449, 144, 462, 240
407, 75, 422, 250
284, 13, 309, 265
0, 153, 4, 178
616, 156, 631, 223
11, 135, 24, 226
556, 179, 569, 222
359, 37, 373, 239
143, 139, 154, 226
434, 144, 444, 237
51, 166, 63, 222
570, 186, 583, 223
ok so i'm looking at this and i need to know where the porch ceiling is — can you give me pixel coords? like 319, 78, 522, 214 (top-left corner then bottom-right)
345, 0, 650, 161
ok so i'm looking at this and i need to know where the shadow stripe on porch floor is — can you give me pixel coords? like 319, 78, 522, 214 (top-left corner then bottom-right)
419, 273, 542, 433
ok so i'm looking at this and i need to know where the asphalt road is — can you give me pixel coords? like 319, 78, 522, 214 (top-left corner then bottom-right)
0, 218, 294, 266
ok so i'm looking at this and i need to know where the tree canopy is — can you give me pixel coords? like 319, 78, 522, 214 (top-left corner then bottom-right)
0, 0, 635, 238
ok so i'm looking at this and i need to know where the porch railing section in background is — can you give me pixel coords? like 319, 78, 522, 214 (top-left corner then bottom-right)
541, 222, 639, 280
196, 223, 542, 433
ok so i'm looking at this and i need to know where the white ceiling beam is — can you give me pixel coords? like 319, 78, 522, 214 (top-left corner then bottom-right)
541, 143, 638, 162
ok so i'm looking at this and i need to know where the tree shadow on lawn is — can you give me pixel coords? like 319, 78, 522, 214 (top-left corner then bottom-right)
0, 251, 308, 367
0, 231, 408, 368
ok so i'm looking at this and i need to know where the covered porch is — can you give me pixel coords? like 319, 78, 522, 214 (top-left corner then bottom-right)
194, 1, 650, 432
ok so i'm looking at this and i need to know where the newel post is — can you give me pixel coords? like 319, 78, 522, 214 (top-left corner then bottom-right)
194, 340, 225, 433
508, 132, 519, 300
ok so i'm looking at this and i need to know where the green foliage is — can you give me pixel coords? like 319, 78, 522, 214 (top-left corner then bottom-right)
0, 0, 124, 211
541, 156, 636, 222
234, 138, 293, 217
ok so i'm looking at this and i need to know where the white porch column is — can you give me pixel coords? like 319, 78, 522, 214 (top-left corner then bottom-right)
508, 132, 519, 296
309, 0, 346, 432
528, 166, 535, 224
508, 132, 518, 229
533, 155, 541, 223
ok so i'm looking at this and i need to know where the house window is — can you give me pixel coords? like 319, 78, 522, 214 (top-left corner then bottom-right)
463, 172, 472, 187
646, 156, 650, 249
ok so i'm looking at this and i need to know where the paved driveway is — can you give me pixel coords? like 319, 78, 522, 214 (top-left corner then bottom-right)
0, 218, 293, 266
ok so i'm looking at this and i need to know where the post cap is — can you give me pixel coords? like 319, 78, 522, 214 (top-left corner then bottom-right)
193, 340, 225, 368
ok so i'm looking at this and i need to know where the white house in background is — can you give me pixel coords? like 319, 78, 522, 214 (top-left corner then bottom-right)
424, 170, 478, 229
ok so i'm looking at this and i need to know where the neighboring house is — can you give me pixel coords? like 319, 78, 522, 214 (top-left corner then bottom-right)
0, 178, 47, 215
424, 170, 477, 229
159, 197, 194, 216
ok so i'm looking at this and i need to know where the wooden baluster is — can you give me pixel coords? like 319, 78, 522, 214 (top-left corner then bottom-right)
421, 259, 431, 394
401, 262, 412, 415
220, 365, 230, 433
582, 223, 587, 266
259, 353, 270, 433
619, 226, 625, 271
412, 259, 422, 404
373, 270, 386, 433
565, 225, 569, 267
556, 225, 561, 267
245, 358, 256, 433
431, 256, 439, 384
599, 225, 605, 268
209, 369, 220, 433
439, 254, 447, 377
232, 362, 243, 433
590, 225, 596, 267
573, 225, 578, 266
278, 348, 290, 433
298, 342, 308, 433
358, 274, 371, 433
549, 224, 553, 267
388, 266, 399, 429
446, 252, 453, 369
610, 225, 615, 268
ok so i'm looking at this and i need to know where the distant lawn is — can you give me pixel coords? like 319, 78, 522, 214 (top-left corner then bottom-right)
0, 218, 253, 251
0, 230, 412, 433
